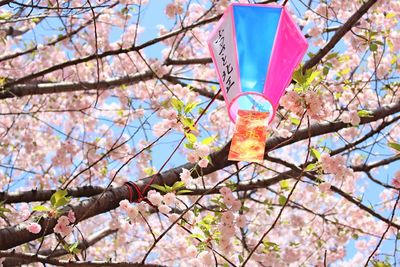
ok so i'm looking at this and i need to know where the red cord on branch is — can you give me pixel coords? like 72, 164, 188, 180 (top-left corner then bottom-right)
124, 181, 155, 207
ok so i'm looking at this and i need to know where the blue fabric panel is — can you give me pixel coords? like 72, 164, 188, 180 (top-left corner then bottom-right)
233, 5, 281, 93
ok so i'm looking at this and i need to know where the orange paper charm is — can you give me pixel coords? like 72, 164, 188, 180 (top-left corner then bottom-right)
228, 110, 269, 163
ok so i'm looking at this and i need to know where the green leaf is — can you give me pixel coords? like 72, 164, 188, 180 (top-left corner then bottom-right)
198, 107, 207, 115
164, 184, 172, 192
185, 132, 197, 143
68, 242, 81, 254
55, 197, 70, 208
184, 102, 198, 114
181, 117, 196, 131
171, 98, 184, 113
190, 233, 203, 240
289, 116, 300, 126
280, 180, 289, 191
0, 207, 11, 213
144, 167, 155, 176
357, 109, 373, 117
31, 17, 40, 24
278, 195, 287, 206
311, 148, 321, 160
238, 254, 244, 263
388, 142, 400, 153
184, 142, 194, 150
150, 184, 167, 193
386, 12, 396, 19
172, 181, 186, 191
325, 52, 339, 60
370, 43, 378, 52
262, 241, 280, 252
305, 71, 320, 86
33, 205, 50, 212
50, 190, 69, 208
305, 163, 317, 171
0, 12, 12, 20
177, 189, 193, 195
69, 241, 79, 251
322, 66, 330, 76
100, 166, 108, 176
201, 136, 215, 145
372, 261, 391, 267
292, 68, 307, 84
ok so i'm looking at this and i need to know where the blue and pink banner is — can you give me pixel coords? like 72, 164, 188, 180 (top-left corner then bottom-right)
208, 4, 308, 124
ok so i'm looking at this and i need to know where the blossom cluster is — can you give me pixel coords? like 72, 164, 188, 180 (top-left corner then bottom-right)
53, 210, 76, 236
280, 90, 328, 121
320, 153, 354, 181
218, 187, 246, 251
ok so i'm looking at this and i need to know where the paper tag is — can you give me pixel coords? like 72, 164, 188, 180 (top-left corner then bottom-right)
228, 110, 269, 163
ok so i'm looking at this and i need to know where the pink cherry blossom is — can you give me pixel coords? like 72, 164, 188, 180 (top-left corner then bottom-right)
342, 110, 360, 126
148, 190, 163, 207
318, 182, 331, 193
68, 210, 76, 223
197, 250, 213, 266
119, 199, 130, 212
163, 192, 176, 206
158, 204, 171, 214
231, 200, 241, 212
186, 151, 200, 163
194, 143, 210, 158
392, 171, 400, 188
26, 222, 41, 234
198, 158, 209, 168
221, 211, 234, 225
219, 187, 232, 196
126, 206, 139, 219
186, 245, 197, 258
168, 213, 180, 223
180, 168, 193, 184
223, 193, 236, 206
54, 223, 73, 237
57, 215, 70, 226
236, 215, 247, 228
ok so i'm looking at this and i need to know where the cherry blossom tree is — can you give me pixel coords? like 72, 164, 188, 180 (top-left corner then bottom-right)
0, 0, 399, 266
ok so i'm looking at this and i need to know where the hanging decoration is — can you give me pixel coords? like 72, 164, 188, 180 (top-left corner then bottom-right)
208, 3, 308, 162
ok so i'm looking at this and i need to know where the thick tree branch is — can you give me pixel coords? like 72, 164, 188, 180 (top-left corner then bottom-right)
0, 71, 153, 99
0, 251, 163, 267
0, 185, 104, 204
0, 102, 398, 250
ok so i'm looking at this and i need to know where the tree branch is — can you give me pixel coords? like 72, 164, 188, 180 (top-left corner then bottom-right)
2, 228, 117, 267
0, 251, 163, 267
0, 185, 104, 204
0, 71, 153, 99
0, 102, 398, 250
303, 0, 378, 70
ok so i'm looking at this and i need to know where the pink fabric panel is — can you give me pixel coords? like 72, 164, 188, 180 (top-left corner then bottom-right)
263, 8, 308, 108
